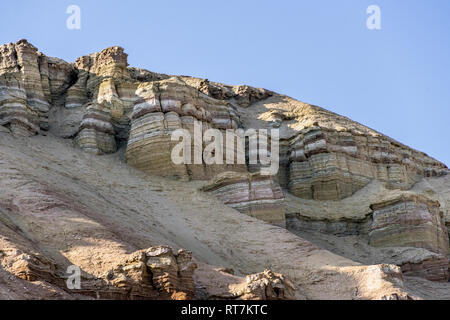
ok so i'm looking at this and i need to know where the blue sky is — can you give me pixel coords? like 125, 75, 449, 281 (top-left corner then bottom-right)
1, 0, 449, 165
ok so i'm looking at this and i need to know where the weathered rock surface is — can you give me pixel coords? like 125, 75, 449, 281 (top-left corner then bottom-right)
94, 246, 198, 299
399, 253, 449, 282
235, 95, 447, 199
0, 217, 294, 300
286, 213, 372, 236
3, 39, 446, 192
0, 133, 425, 300
182, 77, 274, 108
0, 40, 51, 135
1, 236, 292, 300
235, 270, 295, 300
126, 78, 245, 179
202, 171, 286, 227
285, 179, 450, 282
288, 127, 447, 201
0, 40, 77, 137
194, 263, 295, 300
369, 195, 449, 255
0, 40, 449, 299
75, 103, 116, 154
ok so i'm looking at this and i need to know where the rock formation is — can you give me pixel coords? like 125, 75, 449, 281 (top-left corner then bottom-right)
75, 103, 116, 154
369, 195, 449, 255
399, 251, 449, 282
288, 127, 447, 201
194, 263, 295, 300
202, 171, 286, 227
0, 233, 294, 300
0, 40, 449, 299
0, 40, 74, 136
126, 78, 246, 180
96, 246, 198, 300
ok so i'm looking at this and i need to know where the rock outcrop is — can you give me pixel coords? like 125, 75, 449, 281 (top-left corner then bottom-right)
0, 235, 295, 300
285, 180, 450, 282
75, 103, 116, 154
3, 39, 445, 193
0, 243, 59, 285
202, 171, 286, 227
399, 253, 449, 282
0, 243, 195, 300
288, 127, 447, 201
231, 270, 295, 300
0, 40, 449, 299
126, 78, 245, 180
70, 47, 134, 150
369, 195, 449, 255
0, 40, 74, 136
194, 263, 295, 300
96, 246, 197, 300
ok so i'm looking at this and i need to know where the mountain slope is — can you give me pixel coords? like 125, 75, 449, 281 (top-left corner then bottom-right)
0, 40, 448, 299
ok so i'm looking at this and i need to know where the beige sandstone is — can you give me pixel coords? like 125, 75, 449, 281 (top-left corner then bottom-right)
202, 171, 286, 227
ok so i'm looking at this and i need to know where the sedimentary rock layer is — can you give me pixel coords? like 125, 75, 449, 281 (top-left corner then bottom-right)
286, 214, 372, 236
0, 132, 425, 299
288, 127, 447, 200
98, 246, 197, 300
202, 171, 286, 227
0, 40, 77, 136
0, 40, 44, 136
1, 40, 449, 294
194, 264, 295, 300
0, 233, 296, 300
75, 103, 116, 154
369, 195, 449, 255
126, 79, 245, 180
400, 254, 449, 282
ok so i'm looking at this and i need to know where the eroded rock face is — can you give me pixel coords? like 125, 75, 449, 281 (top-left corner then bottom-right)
202, 171, 286, 227
75, 103, 116, 154
97, 246, 197, 300
193, 263, 295, 300
286, 214, 372, 236
369, 195, 449, 255
400, 254, 449, 282
126, 79, 245, 180
233, 270, 296, 300
1, 40, 449, 296
288, 127, 447, 200
2, 39, 446, 191
0, 40, 74, 136
195, 79, 274, 108
0, 238, 295, 300
0, 244, 197, 299
0, 244, 59, 285
69, 46, 135, 150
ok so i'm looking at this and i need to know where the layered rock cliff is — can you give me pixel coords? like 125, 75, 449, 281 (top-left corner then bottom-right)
0, 40, 448, 299
202, 172, 286, 227
0, 40, 76, 135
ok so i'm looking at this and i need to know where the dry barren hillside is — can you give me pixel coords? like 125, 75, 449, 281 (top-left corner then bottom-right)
0, 40, 448, 300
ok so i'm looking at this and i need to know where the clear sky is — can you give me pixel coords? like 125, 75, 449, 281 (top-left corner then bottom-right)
1, 0, 449, 165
